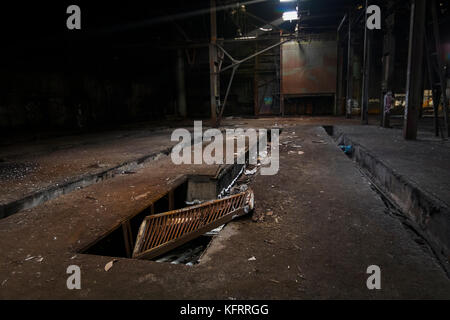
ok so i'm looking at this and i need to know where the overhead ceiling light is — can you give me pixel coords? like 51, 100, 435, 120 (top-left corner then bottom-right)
259, 27, 273, 32
280, 0, 296, 2
282, 10, 299, 21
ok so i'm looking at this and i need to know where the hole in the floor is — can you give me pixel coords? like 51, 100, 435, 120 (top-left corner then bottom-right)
82, 178, 190, 260
154, 236, 213, 266
81, 164, 247, 265
81, 134, 270, 265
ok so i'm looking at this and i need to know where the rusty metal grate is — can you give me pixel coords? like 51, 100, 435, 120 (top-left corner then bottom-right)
132, 190, 254, 260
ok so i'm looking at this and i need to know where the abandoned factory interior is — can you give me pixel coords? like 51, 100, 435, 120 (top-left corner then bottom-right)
1, 0, 450, 303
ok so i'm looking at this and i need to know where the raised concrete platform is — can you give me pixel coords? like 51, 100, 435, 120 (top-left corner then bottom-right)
0, 128, 184, 218
0, 117, 359, 219
332, 125, 450, 271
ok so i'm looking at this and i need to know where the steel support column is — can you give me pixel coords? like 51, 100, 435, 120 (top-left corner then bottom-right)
209, 0, 218, 126
280, 34, 285, 117
403, 0, 426, 140
346, 11, 353, 119
361, 0, 372, 125
431, 0, 450, 137
381, 2, 396, 128
254, 42, 259, 117
336, 28, 344, 115
176, 49, 187, 117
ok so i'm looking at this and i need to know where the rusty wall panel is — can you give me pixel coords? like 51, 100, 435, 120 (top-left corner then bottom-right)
282, 40, 337, 96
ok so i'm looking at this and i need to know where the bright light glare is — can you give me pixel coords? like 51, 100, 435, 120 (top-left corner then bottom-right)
282, 11, 299, 21
234, 36, 257, 40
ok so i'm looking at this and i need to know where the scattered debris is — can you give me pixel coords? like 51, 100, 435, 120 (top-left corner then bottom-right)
104, 259, 118, 272
218, 166, 245, 198
270, 279, 280, 284
185, 199, 204, 205
121, 170, 136, 175
0, 161, 38, 180
170, 246, 205, 265
252, 210, 265, 223
339, 145, 353, 155
248, 256, 256, 261
244, 168, 257, 176
312, 140, 327, 144
204, 224, 225, 236
134, 192, 151, 201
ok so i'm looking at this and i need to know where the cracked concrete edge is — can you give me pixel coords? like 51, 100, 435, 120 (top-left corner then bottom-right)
0, 146, 174, 219
330, 126, 450, 271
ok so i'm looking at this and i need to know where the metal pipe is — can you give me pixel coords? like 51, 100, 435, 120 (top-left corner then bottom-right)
219, 38, 292, 73
337, 14, 348, 33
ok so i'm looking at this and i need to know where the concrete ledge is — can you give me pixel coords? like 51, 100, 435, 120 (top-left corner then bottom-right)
0, 147, 172, 219
332, 127, 450, 266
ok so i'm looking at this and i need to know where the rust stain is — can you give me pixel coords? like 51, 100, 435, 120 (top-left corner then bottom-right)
282, 40, 337, 95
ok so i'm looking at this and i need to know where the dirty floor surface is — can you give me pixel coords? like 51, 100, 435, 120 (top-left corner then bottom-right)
0, 122, 449, 299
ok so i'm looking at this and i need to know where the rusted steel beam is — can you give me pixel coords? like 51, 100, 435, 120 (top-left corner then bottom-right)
214, 38, 292, 126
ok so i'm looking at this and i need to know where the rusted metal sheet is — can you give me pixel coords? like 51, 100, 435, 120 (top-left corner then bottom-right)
132, 190, 254, 260
281, 40, 337, 95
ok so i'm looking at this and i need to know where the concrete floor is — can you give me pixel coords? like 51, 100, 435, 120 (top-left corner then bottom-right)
0, 117, 449, 299
0, 128, 179, 217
